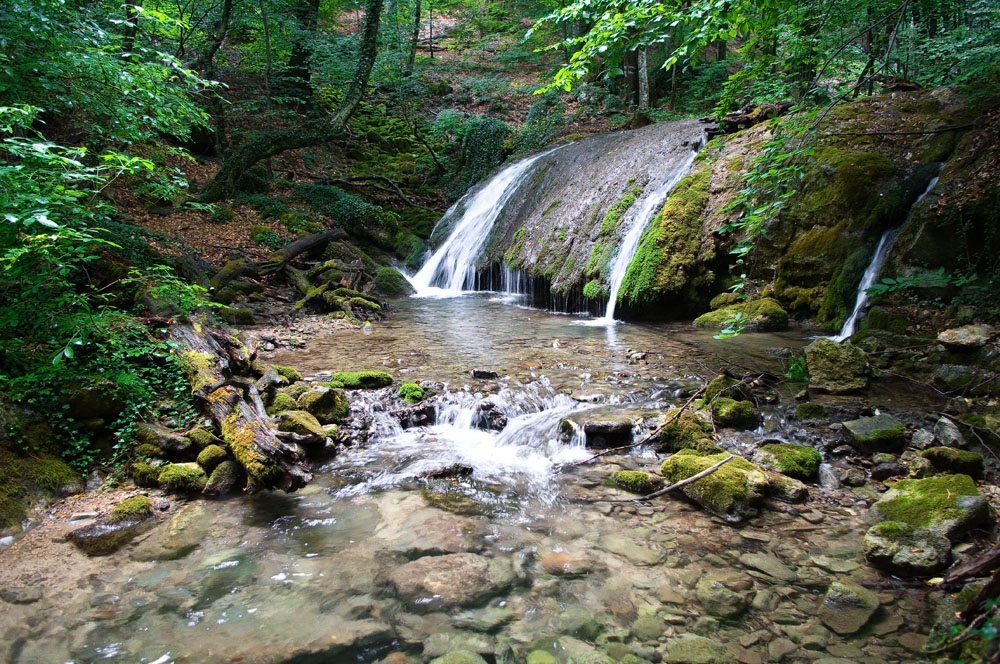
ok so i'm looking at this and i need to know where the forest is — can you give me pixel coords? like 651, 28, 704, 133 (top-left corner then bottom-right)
1, 0, 1000, 661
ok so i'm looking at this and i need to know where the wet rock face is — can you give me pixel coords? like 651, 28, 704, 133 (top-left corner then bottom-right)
843, 413, 906, 453
804, 339, 869, 394
389, 553, 517, 610
864, 521, 951, 576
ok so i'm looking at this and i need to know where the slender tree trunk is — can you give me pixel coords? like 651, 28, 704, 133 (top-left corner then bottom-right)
428, 0, 434, 59
407, 0, 421, 72
637, 47, 649, 111
259, 0, 273, 111
200, 0, 384, 202
281, 0, 321, 103
122, 1, 142, 59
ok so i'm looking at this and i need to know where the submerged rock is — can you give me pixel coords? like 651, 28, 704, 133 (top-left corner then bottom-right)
609, 470, 661, 494
843, 413, 906, 453
868, 474, 994, 541
804, 339, 869, 393
695, 570, 751, 618
863, 521, 951, 576
389, 553, 517, 609
583, 419, 634, 447
660, 450, 769, 523
662, 633, 732, 664
818, 581, 879, 635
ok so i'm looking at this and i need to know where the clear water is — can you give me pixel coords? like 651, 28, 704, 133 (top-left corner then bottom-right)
0, 297, 942, 663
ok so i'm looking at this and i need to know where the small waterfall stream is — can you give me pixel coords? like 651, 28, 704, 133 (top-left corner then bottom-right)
830, 169, 941, 341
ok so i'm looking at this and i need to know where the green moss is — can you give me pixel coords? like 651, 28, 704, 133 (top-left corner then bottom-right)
398, 382, 425, 403
709, 292, 742, 309
107, 495, 153, 524
132, 462, 161, 488
296, 389, 349, 423
758, 443, 821, 480
795, 402, 829, 421
661, 451, 767, 519
585, 240, 613, 278
704, 375, 752, 402
278, 383, 312, 399
158, 464, 208, 493
920, 447, 985, 479
582, 280, 603, 299
331, 370, 393, 389
196, 445, 228, 472
618, 168, 711, 307
504, 226, 528, 266
221, 413, 282, 489
694, 298, 789, 331
862, 307, 909, 335
711, 398, 758, 429
135, 443, 166, 458
375, 267, 412, 296
610, 470, 659, 494
875, 474, 982, 529
179, 350, 216, 392
600, 183, 644, 234
22, 454, 80, 493
656, 410, 718, 453
272, 365, 302, 383
186, 428, 222, 450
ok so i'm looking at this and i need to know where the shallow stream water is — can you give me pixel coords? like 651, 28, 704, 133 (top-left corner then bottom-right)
0, 294, 941, 663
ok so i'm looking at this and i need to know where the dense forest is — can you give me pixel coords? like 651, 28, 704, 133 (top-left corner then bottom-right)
1, 0, 1000, 661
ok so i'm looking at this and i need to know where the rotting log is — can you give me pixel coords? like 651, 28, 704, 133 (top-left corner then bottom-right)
259, 228, 348, 276
169, 321, 312, 492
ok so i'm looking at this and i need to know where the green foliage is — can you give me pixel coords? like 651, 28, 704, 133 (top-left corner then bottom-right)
785, 355, 807, 381
249, 226, 287, 250
293, 183, 398, 232
583, 280, 604, 299
865, 268, 978, 297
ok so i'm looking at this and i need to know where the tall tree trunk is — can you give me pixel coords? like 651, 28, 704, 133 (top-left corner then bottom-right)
121, 1, 142, 59
407, 0, 421, 72
637, 48, 649, 111
281, 0, 321, 103
200, 0, 384, 202
199, 0, 234, 155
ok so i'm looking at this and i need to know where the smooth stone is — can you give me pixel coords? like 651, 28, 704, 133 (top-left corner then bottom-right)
390, 553, 516, 610
812, 556, 860, 574
696, 571, 751, 618
818, 581, 879, 635
130, 504, 211, 562
376, 505, 484, 557
654, 584, 686, 605
631, 613, 666, 641
596, 536, 664, 566
937, 324, 994, 349
768, 637, 797, 662
453, 607, 516, 632
0, 586, 42, 604
739, 553, 797, 582
69, 512, 99, 521
423, 632, 495, 659
538, 550, 594, 576
898, 632, 927, 652
662, 634, 732, 664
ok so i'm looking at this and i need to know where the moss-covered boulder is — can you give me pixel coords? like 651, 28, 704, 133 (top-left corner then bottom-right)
196, 445, 228, 473
818, 581, 880, 635
375, 266, 415, 297
135, 422, 193, 456
863, 521, 951, 576
661, 451, 769, 523
869, 474, 994, 541
710, 398, 758, 429
753, 443, 822, 481
67, 495, 156, 556
266, 392, 298, 416
843, 413, 906, 453
107, 495, 154, 524
204, 460, 241, 496
272, 364, 302, 383
276, 410, 326, 439
131, 462, 162, 488
795, 402, 828, 422
331, 370, 394, 389
704, 374, 753, 402
296, 388, 349, 424
609, 471, 662, 494
186, 428, 223, 450
693, 298, 788, 332
158, 463, 208, 494
804, 339, 869, 394
920, 446, 985, 479
655, 410, 720, 454
0, 450, 83, 533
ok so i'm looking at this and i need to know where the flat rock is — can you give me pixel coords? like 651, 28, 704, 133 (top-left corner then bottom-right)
0, 586, 42, 604
538, 549, 595, 576
453, 607, 516, 632
390, 553, 516, 610
863, 521, 951, 576
663, 634, 732, 664
937, 324, 994, 349
818, 581, 879, 635
738, 553, 797, 582
812, 556, 860, 574
868, 473, 994, 541
843, 414, 905, 453
376, 496, 484, 557
130, 504, 212, 562
596, 536, 664, 566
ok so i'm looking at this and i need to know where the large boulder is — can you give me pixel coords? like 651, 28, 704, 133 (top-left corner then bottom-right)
710, 398, 758, 429
660, 451, 769, 523
136, 422, 193, 456
920, 447, 985, 479
753, 442, 822, 480
869, 474, 994, 541
390, 553, 517, 610
864, 521, 951, 576
296, 388, 349, 424
819, 581, 879, 635
843, 413, 906, 453
804, 339, 869, 393
693, 298, 789, 331
655, 410, 720, 454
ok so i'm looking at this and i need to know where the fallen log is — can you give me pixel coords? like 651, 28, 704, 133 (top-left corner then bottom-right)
259, 228, 348, 275
169, 322, 312, 492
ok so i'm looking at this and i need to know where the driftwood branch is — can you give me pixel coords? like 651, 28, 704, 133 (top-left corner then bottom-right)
622, 455, 735, 503
944, 539, 1000, 587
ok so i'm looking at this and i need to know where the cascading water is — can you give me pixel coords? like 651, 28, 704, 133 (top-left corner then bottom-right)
410, 147, 561, 295
591, 140, 704, 324
830, 169, 942, 341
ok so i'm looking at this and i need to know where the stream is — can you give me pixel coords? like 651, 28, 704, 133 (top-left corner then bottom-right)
0, 294, 942, 663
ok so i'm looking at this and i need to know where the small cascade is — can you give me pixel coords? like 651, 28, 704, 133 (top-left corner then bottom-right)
590, 139, 704, 325
830, 170, 941, 341
411, 148, 560, 295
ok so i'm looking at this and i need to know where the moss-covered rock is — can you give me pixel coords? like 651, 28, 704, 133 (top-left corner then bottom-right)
753, 443, 822, 481
220, 307, 255, 325
795, 402, 828, 422
863, 521, 951, 576
296, 388, 349, 424
398, 382, 425, 403
869, 474, 994, 541
661, 451, 769, 523
0, 450, 83, 532
693, 297, 788, 332
196, 445, 228, 472
132, 462, 161, 488
843, 413, 906, 453
158, 463, 208, 493
331, 370, 393, 389
655, 410, 719, 454
695, 570, 750, 618
107, 495, 154, 524
704, 375, 752, 402
662, 634, 732, 664
804, 339, 869, 393
375, 266, 415, 296
277, 410, 325, 438
267, 392, 298, 416
135, 443, 167, 458
429, 652, 488, 664
920, 446, 985, 479
765, 471, 809, 503
862, 307, 910, 335
204, 460, 241, 496
711, 398, 758, 429
186, 428, 223, 450
609, 471, 661, 494
136, 422, 193, 456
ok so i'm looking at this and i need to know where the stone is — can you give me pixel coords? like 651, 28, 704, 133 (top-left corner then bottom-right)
695, 570, 751, 618
868, 474, 994, 541
583, 419, 634, 447
609, 471, 661, 494
693, 298, 789, 332
0, 586, 42, 604
870, 460, 906, 481
933, 365, 987, 395
453, 607, 516, 632
897, 632, 927, 652
804, 339, 868, 393
920, 447, 984, 478
711, 398, 758, 429
135, 422, 193, 456
131, 504, 212, 562
753, 443, 822, 480
157, 463, 208, 493
738, 553, 797, 582
840, 467, 866, 486
375, 502, 484, 557
937, 324, 994, 349
863, 521, 951, 576
661, 450, 770, 523
296, 388, 349, 424
842, 414, 905, 453
818, 581, 879, 635
911, 428, 936, 449
631, 613, 666, 641
67, 513, 156, 556
812, 556, 860, 574
204, 460, 240, 496
424, 633, 495, 659
662, 634, 732, 664
768, 638, 797, 662
429, 652, 488, 664
276, 410, 326, 439
596, 536, 664, 565
470, 370, 498, 379
195, 444, 227, 472
539, 550, 595, 576
390, 553, 516, 610
765, 471, 808, 502
934, 416, 967, 447
796, 402, 829, 422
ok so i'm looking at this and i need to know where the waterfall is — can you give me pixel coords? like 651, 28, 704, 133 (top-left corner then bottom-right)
410, 147, 560, 295
830, 170, 941, 342
593, 141, 703, 323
